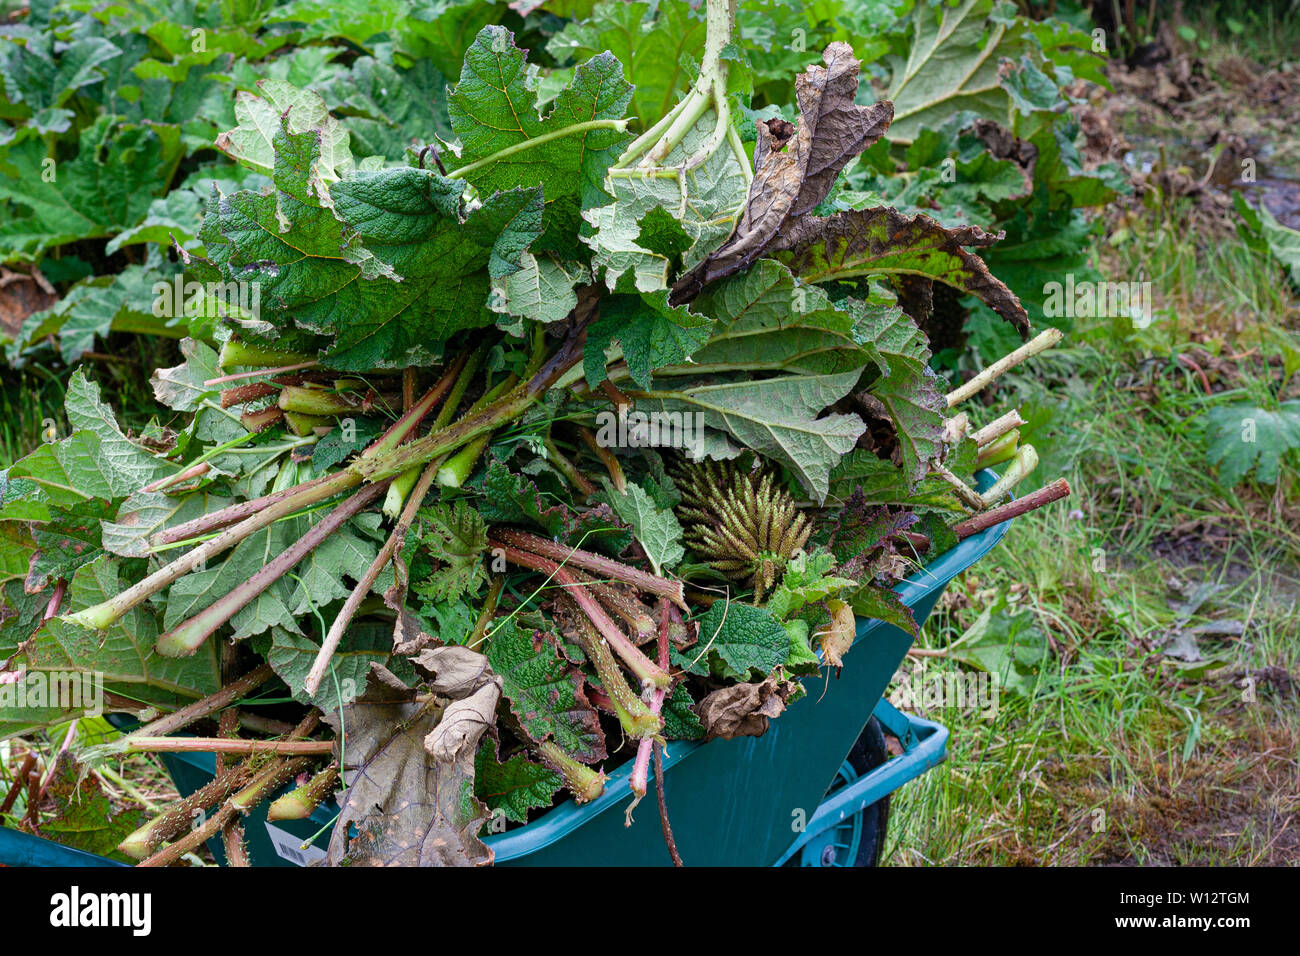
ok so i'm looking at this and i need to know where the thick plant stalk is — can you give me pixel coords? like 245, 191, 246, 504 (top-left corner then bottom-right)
975, 429, 1020, 469
978, 445, 1038, 508
945, 328, 1063, 407
152, 470, 344, 547
437, 434, 490, 488
466, 576, 504, 651
284, 411, 331, 436
559, 595, 661, 738
351, 322, 589, 483
219, 381, 278, 408
127, 664, 274, 740
928, 460, 984, 510
626, 600, 674, 826
118, 767, 253, 860
303, 457, 446, 696
266, 765, 338, 821
72, 469, 362, 630
491, 528, 686, 610
77, 356, 462, 630
241, 406, 283, 432
544, 437, 596, 497
138, 755, 315, 867
222, 818, 250, 866
384, 350, 481, 518
578, 426, 625, 492
954, 478, 1071, 539
497, 545, 670, 689
142, 461, 211, 493
536, 741, 606, 804
278, 385, 358, 416
971, 410, 1026, 447
114, 737, 334, 756
156, 479, 390, 657
218, 339, 313, 371
575, 573, 656, 643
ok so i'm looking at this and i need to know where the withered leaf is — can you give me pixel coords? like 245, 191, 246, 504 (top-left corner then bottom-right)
817, 600, 857, 673
766, 208, 1030, 337
672, 42, 893, 301
324, 662, 500, 867
695, 671, 802, 740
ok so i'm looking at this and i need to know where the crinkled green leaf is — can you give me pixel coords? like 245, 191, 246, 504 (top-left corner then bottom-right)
24, 554, 221, 700
547, 0, 706, 128
410, 500, 489, 604
1203, 402, 1300, 487
485, 617, 606, 762
447, 26, 632, 252
200, 104, 543, 369
685, 260, 868, 376
592, 477, 685, 575
629, 369, 867, 501
474, 739, 562, 824
584, 290, 712, 390
691, 601, 790, 679
0, 116, 180, 261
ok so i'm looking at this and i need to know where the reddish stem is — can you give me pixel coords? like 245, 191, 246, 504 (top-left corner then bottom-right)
953, 478, 1071, 539
496, 545, 670, 689
220, 381, 279, 408
156, 480, 390, 657
491, 528, 686, 610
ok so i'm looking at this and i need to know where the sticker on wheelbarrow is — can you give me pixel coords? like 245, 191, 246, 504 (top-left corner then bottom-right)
265, 822, 326, 866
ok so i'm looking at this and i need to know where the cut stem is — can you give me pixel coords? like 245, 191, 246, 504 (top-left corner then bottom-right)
535, 741, 606, 804
499, 545, 670, 689
954, 478, 1071, 539
971, 409, 1027, 447
156, 479, 390, 657
491, 528, 686, 610
945, 328, 1063, 407
559, 594, 661, 739
266, 764, 338, 822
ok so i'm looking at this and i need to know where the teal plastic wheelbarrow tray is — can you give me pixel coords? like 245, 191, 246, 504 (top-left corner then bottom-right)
0, 474, 1009, 868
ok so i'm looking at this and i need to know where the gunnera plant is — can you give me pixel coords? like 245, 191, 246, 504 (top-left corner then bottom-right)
671, 458, 812, 601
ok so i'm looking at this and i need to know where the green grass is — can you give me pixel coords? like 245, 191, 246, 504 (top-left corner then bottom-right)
885, 198, 1300, 865
0, 333, 183, 468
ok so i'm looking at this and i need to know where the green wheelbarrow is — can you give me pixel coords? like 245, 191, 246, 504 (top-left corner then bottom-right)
0, 476, 1010, 868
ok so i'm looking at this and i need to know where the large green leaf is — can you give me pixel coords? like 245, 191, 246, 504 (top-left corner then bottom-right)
24, 555, 221, 700
547, 0, 706, 127
882, 0, 1103, 145
684, 260, 868, 376
1203, 402, 1300, 487
584, 290, 712, 390
474, 739, 562, 825
629, 369, 867, 501
446, 26, 632, 253
689, 601, 790, 679
0, 115, 181, 261
199, 104, 542, 369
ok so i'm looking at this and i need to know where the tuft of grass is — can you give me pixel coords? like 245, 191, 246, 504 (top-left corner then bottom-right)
885, 201, 1299, 864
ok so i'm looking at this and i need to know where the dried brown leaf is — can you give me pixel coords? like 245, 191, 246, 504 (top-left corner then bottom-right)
671, 42, 893, 301
694, 671, 801, 740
